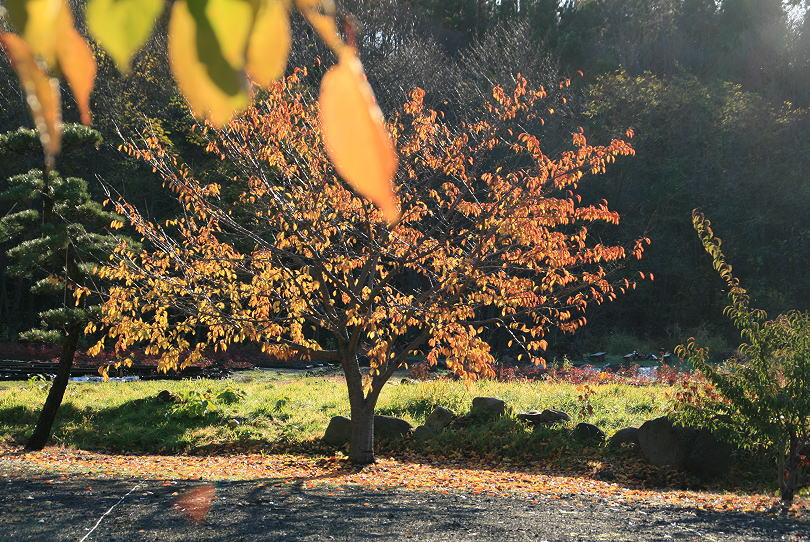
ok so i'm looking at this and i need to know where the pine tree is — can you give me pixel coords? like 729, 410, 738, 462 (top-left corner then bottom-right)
0, 125, 124, 450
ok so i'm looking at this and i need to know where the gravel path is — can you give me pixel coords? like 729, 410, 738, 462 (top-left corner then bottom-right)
1, 475, 806, 541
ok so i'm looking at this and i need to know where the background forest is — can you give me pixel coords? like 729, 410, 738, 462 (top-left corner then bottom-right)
1, 0, 808, 359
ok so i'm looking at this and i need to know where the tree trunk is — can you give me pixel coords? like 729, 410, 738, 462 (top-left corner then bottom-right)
25, 326, 79, 451
779, 435, 803, 505
349, 401, 376, 465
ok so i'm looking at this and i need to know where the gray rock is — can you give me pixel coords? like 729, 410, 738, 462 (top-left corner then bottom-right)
424, 406, 456, 430
638, 416, 693, 467
412, 425, 438, 441
322, 415, 352, 445
469, 397, 506, 420
517, 409, 571, 426
608, 427, 640, 447
595, 467, 615, 481
156, 390, 182, 404
637, 416, 732, 479
637, 417, 733, 479
400, 378, 419, 385
684, 430, 732, 479
374, 415, 413, 441
574, 422, 606, 442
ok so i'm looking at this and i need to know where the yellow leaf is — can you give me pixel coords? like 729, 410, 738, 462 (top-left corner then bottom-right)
4, 0, 63, 69
319, 48, 399, 223
246, 0, 291, 86
86, 0, 163, 72
0, 32, 61, 167
190, 0, 255, 70
55, 7, 96, 124
168, 0, 250, 127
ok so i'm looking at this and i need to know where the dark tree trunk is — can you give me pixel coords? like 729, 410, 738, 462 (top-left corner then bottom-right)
349, 401, 376, 465
779, 435, 804, 505
339, 343, 380, 465
25, 326, 80, 451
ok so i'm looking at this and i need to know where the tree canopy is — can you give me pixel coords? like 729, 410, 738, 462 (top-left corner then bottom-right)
92, 71, 646, 462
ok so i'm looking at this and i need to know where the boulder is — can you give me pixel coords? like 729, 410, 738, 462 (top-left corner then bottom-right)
684, 429, 732, 479
574, 422, 605, 443
374, 415, 413, 441
323, 415, 352, 445
469, 397, 506, 420
424, 406, 456, 430
594, 467, 615, 482
517, 409, 571, 426
412, 425, 438, 441
638, 416, 693, 467
637, 416, 733, 479
608, 427, 640, 447
156, 390, 183, 404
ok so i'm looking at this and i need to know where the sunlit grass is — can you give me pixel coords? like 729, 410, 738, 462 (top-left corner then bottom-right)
0, 370, 672, 455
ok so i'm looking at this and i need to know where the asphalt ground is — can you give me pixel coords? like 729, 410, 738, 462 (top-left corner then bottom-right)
1, 475, 807, 541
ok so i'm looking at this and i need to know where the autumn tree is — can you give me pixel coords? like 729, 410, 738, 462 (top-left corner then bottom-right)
0, 125, 124, 450
93, 70, 647, 464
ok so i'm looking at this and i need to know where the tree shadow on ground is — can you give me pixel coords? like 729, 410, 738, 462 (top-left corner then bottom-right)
371, 422, 782, 497
0, 476, 806, 541
0, 404, 787, 499
0, 397, 221, 453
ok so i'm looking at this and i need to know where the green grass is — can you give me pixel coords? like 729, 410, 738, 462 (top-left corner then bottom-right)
0, 370, 672, 456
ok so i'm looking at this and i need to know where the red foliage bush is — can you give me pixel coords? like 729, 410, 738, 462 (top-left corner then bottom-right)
491, 361, 693, 387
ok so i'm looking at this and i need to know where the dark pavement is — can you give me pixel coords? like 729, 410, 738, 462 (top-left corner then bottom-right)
0, 476, 807, 541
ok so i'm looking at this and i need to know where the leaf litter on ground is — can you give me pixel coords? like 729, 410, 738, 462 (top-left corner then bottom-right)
0, 444, 805, 517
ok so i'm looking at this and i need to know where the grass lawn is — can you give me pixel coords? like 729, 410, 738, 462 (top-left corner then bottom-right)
0, 370, 671, 456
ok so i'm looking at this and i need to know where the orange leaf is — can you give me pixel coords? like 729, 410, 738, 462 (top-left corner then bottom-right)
55, 9, 96, 125
318, 48, 399, 223
0, 32, 62, 167
174, 484, 216, 524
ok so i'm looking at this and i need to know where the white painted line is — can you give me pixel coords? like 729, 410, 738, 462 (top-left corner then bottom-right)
78, 482, 142, 542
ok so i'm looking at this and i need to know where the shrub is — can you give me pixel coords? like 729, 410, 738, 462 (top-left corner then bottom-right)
675, 211, 809, 505
166, 387, 247, 420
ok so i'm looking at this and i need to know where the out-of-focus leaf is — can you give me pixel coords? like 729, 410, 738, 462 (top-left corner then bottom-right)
319, 48, 399, 223
168, 0, 250, 127
295, 0, 342, 54
174, 484, 215, 524
3, 0, 63, 68
55, 8, 96, 124
85, 0, 163, 72
189, 0, 254, 70
246, 0, 291, 86
0, 32, 62, 167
